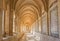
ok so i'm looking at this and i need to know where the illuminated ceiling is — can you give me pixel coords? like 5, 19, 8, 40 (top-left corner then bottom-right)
6, 0, 48, 27
3, 0, 48, 32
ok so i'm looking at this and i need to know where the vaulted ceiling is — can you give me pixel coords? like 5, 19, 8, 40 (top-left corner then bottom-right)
4, 0, 49, 27
11, 0, 48, 11
14, 0, 48, 27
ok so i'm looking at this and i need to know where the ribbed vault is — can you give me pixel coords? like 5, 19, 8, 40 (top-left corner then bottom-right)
14, 0, 47, 32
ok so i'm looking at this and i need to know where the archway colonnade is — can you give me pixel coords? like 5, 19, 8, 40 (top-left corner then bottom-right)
0, 0, 60, 41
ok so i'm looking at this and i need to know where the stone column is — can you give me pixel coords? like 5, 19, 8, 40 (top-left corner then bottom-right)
38, 17, 41, 32
35, 20, 38, 32
41, 12, 48, 35
0, 0, 3, 41
9, 9, 13, 36
4, 6, 9, 36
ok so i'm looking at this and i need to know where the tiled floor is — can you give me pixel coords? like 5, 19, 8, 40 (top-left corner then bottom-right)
20, 32, 60, 41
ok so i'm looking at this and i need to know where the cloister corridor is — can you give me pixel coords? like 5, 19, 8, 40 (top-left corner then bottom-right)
0, 0, 60, 41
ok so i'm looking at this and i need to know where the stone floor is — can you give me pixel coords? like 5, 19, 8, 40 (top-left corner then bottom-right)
2, 32, 60, 41
20, 32, 60, 41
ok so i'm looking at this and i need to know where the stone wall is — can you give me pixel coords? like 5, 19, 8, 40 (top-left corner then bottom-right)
48, 0, 59, 38
58, 0, 60, 38
0, 0, 3, 41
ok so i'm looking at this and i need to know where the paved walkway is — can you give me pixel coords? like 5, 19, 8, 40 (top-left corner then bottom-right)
2, 32, 60, 41
20, 32, 60, 41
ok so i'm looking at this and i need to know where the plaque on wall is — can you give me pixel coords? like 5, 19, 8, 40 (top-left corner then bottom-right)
50, 6, 59, 38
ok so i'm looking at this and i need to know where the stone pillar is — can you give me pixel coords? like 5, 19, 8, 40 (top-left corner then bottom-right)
0, 0, 3, 41
4, 7, 9, 36
41, 12, 48, 35
38, 17, 41, 32
9, 9, 13, 36
58, 0, 60, 38
35, 20, 38, 32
